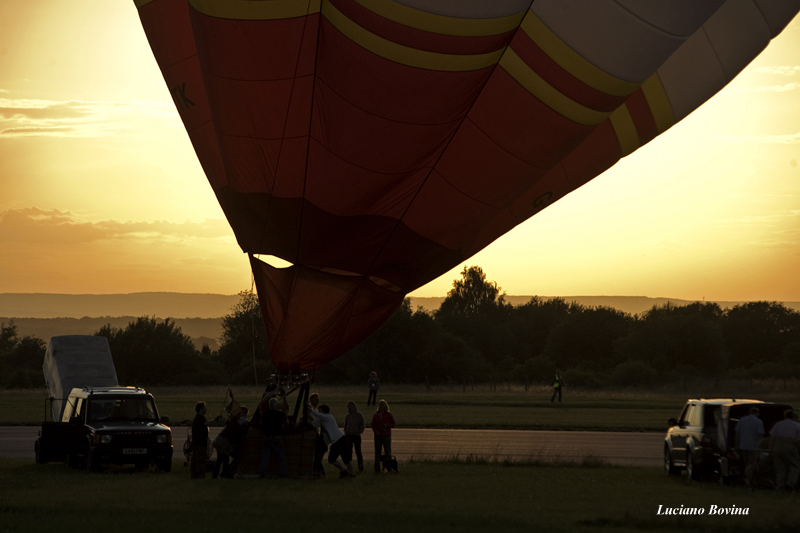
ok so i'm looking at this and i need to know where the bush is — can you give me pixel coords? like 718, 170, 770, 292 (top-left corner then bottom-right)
5, 368, 45, 389
563, 368, 605, 389
514, 356, 556, 385
611, 360, 659, 387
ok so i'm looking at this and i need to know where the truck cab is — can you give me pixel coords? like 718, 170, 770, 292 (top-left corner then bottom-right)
36, 386, 173, 472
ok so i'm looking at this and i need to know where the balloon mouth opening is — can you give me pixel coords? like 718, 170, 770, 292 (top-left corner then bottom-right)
251, 254, 403, 293
252, 254, 293, 269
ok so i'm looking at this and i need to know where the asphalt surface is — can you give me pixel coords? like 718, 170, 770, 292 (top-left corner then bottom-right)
2, 426, 662, 467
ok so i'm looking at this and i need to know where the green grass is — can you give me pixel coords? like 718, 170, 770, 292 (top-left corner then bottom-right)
1, 458, 797, 533
5, 385, 800, 431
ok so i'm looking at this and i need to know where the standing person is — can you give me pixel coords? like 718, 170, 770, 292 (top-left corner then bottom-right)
371, 399, 395, 472
344, 401, 365, 471
190, 401, 209, 479
308, 393, 326, 477
770, 410, 800, 491
550, 370, 564, 403
309, 404, 355, 478
260, 398, 288, 478
367, 371, 380, 406
735, 407, 765, 487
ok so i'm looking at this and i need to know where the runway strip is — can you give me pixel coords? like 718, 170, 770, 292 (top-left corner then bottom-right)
1, 427, 662, 467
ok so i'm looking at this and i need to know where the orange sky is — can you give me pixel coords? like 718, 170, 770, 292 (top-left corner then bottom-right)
0, 2, 798, 301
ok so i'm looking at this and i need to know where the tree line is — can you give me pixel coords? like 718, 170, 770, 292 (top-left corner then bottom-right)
2, 266, 799, 389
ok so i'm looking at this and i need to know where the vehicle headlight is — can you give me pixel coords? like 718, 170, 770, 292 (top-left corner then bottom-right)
156, 434, 167, 444
100, 434, 112, 444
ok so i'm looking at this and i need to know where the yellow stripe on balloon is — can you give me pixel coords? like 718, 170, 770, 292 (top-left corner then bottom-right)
500, 49, 611, 126
641, 74, 675, 135
353, 0, 525, 37
323, 1, 503, 71
189, 0, 321, 20
520, 11, 638, 97
609, 105, 639, 157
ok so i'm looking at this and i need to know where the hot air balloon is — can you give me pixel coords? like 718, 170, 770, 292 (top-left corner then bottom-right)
134, 0, 799, 372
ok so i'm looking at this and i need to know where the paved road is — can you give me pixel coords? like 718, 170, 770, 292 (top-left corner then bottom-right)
2, 426, 662, 467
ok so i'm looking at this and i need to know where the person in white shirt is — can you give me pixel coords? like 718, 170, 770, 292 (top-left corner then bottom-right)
309, 404, 355, 478
735, 407, 765, 486
770, 410, 800, 491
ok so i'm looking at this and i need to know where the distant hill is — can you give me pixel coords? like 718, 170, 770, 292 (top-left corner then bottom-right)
0, 292, 239, 319
1, 317, 223, 352
2, 293, 798, 350
3, 292, 799, 320
408, 296, 800, 316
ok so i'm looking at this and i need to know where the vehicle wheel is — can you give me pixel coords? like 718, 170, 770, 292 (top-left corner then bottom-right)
665, 447, 679, 476
685, 448, 695, 482
155, 459, 172, 473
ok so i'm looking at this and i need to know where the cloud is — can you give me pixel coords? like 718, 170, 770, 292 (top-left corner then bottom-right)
0, 98, 178, 138
0, 208, 233, 245
1, 126, 78, 134
710, 132, 800, 144
0, 102, 90, 120
753, 66, 800, 76
723, 82, 799, 94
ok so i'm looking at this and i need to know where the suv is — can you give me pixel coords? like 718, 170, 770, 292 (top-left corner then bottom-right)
664, 398, 759, 481
36, 386, 173, 472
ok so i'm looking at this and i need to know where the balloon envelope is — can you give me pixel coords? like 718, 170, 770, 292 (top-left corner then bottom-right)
135, 0, 799, 370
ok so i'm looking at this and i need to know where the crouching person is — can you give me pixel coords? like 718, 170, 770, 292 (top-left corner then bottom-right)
260, 398, 288, 478
213, 411, 244, 479
310, 404, 355, 478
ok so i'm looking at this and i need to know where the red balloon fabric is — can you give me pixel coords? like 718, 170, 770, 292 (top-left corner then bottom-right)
135, 0, 799, 370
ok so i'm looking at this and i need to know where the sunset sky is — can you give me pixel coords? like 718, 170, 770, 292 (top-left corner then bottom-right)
0, 2, 798, 302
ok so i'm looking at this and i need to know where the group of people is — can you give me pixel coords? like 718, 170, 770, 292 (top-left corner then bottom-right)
190, 400, 251, 479
308, 390, 395, 478
189, 370, 395, 479
735, 407, 800, 491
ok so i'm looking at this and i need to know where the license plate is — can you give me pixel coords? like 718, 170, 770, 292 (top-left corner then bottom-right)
123, 448, 147, 455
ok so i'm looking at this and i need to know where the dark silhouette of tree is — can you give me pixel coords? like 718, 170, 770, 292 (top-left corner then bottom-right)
0, 321, 16, 355
543, 304, 631, 371
437, 265, 506, 318
435, 266, 515, 372
0, 322, 47, 388
507, 297, 572, 363
215, 290, 271, 384
723, 302, 800, 368
614, 302, 726, 378
320, 299, 486, 384
95, 317, 203, 386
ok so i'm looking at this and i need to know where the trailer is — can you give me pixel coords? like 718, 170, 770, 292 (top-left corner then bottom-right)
42, 335, 118, 422
35, 336, 172, 471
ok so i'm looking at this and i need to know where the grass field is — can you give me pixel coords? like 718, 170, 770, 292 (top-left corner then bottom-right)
0, 457, 797, 533
4, 384, 799, 432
